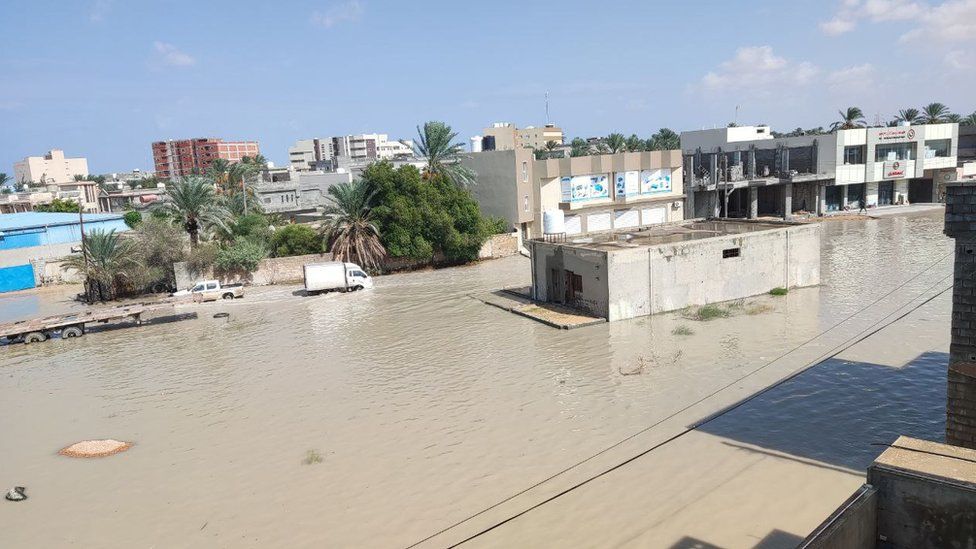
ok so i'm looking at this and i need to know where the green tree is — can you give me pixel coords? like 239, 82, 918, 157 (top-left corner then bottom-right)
215, 238, 267, 273
154, 175, 230, 246
570, 137, 590, 157
647, 128, 680, 151
831, 107, 866, 130
129, 216, 187, 292
921, 102, 949, 124
605, 133, 626, 153
946, 113, 963, 123
963, 113, 976, 127
896, 108, 920, 124
365, 161, 495, 264
270, 224, 322, 257
323, 179, 386, 270
35, 198, 81, 213
625, 134, 644, 153
414, 121, 474, 187
0, 172, 11, 190
123, 210, 142, 228
62, 229, 142, 302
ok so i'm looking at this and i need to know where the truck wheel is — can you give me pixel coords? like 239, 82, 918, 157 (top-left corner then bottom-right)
62, 326, 84, 338
24, 332, 47, 344
353, 285, 363, 292
222, 293, 235, 300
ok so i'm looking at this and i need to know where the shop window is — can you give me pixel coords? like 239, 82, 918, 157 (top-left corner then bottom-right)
924, 139, 951, 159
843, 145, 865, 165
875, 143, 916, 162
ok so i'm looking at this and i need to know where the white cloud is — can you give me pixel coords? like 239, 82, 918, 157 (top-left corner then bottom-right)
89, 0, 113, 22
901, 0, 976, 43
826, 63, 876, 93
311, 1, 364, 28
153, 42, 196, 67
701, 46, 820, 91
821, 0, 976, 39
945, 49, 973, 69
820, 17, 856, 35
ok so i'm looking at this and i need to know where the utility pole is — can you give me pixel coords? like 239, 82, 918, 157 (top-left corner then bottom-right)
78, 204, 91, 302
545, 91, 550, 125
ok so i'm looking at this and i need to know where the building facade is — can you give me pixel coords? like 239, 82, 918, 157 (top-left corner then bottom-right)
288, 134, 414, 171
13, 149, 89, 185
252, 168, 353, 219
480, 123, 564, 151
152, 138, 260, 179
463, 149, 684, 241
681, 123, 959, 219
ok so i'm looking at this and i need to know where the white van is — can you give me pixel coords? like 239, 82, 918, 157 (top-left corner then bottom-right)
303, 262, 373, 295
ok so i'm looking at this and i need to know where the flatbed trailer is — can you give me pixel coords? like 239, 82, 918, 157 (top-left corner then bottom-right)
0, 302, 174, 344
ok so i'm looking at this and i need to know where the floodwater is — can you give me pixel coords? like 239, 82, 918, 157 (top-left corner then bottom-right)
0, 211, 955, 548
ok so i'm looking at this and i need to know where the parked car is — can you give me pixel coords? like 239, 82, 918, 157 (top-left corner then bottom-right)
303, 262, 373, 295
172, 280, 244, 301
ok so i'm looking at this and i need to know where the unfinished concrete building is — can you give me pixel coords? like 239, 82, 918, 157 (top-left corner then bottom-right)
527, 219, 820, 321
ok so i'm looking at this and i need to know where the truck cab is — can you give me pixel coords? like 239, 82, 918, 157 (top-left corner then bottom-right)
346, 265, 373, 290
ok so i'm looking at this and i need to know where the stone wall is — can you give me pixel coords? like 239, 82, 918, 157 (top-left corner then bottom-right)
174, 252, 334, 290
944, 181, 976, 449
478, 232, 519, 260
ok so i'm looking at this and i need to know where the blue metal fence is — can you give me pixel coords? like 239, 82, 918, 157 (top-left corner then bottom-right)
0, 264, 36, 293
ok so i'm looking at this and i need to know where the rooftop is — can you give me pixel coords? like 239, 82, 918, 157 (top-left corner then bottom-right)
538, 219, 802, 252
0, 212, 124, 232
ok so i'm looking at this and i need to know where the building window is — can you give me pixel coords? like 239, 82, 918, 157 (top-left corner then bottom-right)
875, 143, 916, 162
924, 139, 951, 159
523, 195, 529, 212
722, 247, 741, 259
843, 145, 865, 165
521, 161, 528, 183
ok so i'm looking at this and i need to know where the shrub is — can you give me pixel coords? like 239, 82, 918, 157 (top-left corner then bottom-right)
130, 217, 187, 291
485, 216, 511, 235
123, 210, 142, 228
215, 238, 267, 273
686, 304, 730, 321
271, 224, 323, 257
186, 242, 218, 273
672, 325, 694, 336
769, 287, 789, 296
36, 198, 81, 213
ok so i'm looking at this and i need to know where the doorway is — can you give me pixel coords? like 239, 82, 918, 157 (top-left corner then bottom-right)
878, 182, 894, 206
908, 180, 933, 204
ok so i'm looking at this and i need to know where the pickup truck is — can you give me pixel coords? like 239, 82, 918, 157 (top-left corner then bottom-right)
172, 280, 244, 302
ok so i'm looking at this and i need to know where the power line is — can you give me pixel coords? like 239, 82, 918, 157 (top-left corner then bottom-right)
446, 280, 952, 547
405, 251, 953, 549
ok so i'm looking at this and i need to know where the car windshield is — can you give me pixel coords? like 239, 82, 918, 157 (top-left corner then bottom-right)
192, 284, 204, 292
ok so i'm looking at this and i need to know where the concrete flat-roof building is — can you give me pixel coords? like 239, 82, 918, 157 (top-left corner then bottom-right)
479, 122, 564, 152
681, 123, 958, 219
288, 134, 415, 171
528, 219, 820, 321
461, 149, 685, 241
13, 149, 89, 185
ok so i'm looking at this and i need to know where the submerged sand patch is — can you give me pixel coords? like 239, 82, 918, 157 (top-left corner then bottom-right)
59, 439, 132, 458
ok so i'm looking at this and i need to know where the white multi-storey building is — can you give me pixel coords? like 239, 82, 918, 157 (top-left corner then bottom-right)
680, 123, 959, 219
288, 134, 415, 171
13, 149, 89, 185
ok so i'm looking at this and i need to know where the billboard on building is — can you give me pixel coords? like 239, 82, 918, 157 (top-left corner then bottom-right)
561, 174, 609, 202
614, 171, 639, 197
640, 169, 672, 194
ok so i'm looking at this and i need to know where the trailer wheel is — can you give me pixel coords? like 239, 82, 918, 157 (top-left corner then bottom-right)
24, 332, 47, 344
222, 293, 235, 300
62, 326, 84, 339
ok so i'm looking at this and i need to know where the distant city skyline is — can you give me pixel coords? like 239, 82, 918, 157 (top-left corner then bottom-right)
1, 0, 973, 173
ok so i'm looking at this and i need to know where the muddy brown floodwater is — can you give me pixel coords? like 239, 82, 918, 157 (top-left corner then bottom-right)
0, 211, 955, 548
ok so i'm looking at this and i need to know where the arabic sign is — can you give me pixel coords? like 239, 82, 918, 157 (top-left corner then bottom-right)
561, 174, 609, 202
614, 171, 639, 197
877, 128, 916, 142
883, 161, 906, 179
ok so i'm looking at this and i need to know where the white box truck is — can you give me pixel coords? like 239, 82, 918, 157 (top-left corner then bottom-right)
303, 262, 374, 295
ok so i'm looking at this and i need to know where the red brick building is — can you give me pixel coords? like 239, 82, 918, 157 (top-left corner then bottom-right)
151, 138, 260, 179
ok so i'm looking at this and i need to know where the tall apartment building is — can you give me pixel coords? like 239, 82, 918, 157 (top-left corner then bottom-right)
152, 138, 260, 179
479, 123, 564, 152
288, 134, 414, 171
13, 149, 89, 185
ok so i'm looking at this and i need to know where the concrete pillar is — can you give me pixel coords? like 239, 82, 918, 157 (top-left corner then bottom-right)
945, 182, 976, 450
841, 184, 849, 210
817, 184, 827, 217
748, 186, 758, 219
783, 183, 793, 220
748, 148, 756, 178
685, 187, 695, 220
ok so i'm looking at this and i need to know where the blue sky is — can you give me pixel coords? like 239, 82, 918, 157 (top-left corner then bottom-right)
1, 0, 974, 174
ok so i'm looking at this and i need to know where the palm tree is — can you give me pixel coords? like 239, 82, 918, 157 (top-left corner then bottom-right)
154, 176, 230, 246
414, 121, 474, 187
0, 172, 10, 189
625, 134, 644, 153
921, 103, 949, 124
207, 159, 231, 190
544, 140, 559, 153
62, 229, 142, 302
963, 113, 976, 127
946, 113, 963, 123
832, 107, 866, 130
569, 137, 590, 157
896, 108, 920, 124
647, 128, 680, 151
605, 133, 626, 154
323, 180, 386, 271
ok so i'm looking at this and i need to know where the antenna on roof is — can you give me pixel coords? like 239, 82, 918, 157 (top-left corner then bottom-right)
734, 105, 739, 126
545, 91, 550, 125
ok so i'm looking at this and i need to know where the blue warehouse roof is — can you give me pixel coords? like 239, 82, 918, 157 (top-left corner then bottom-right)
0, 212, 125, 232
